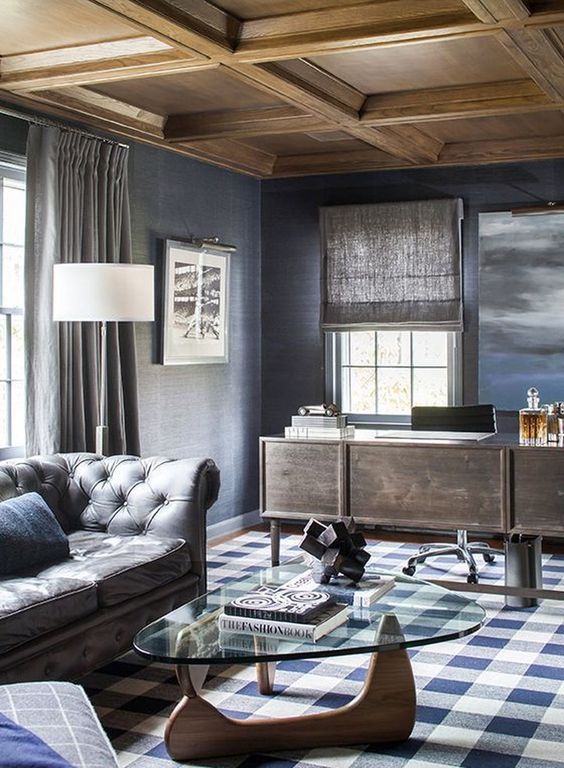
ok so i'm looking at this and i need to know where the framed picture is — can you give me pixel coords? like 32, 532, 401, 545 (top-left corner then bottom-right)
162, 239, 230, 365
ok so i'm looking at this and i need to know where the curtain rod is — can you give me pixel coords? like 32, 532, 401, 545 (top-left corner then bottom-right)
0, 104, 129, 149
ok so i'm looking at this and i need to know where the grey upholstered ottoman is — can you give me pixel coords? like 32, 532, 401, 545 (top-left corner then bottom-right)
0, 681, 118, 766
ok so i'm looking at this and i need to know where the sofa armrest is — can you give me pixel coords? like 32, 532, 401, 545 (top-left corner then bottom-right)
140, 457, 220, 592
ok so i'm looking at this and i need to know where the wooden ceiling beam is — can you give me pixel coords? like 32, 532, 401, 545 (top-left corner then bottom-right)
229, 63, 442, 164
348, 125, 444, 164
234, 1, 490, 63
361, 79, 557, 124
87, 0, 238, 57
228, 62, 362, 123
272, 133, 564, 177
439, 133, 564, 163
165, 105, 329, 142
499, 27, 564, 101
0, 37, 215, 91
459, 0, 529, 23
22, 86, 166, 137
177, 138, 276, 176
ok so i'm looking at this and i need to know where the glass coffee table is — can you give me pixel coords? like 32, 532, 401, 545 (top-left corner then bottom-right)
134, 561, 484, 761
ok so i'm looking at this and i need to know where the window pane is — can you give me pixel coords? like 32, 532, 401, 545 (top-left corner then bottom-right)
413, 368, 448, 407
11, 380, 24, 447
3, 246, 24, 308
2, 181, 26, 246
412, 332, 447, 366
0, 383, 7, 446
377, 368, 411, 414
348, 367, 375, 413
11, 315, 24, 379
349, 331, 375, 366
377, 331, 411, 366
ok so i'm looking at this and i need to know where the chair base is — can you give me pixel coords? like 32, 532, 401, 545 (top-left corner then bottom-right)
402, 530, 503, 583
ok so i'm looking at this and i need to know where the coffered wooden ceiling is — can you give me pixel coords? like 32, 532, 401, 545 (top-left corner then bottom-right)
1, 0, 564, 177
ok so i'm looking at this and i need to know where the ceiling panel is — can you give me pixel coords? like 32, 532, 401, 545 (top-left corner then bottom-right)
210, 0, 383, 21
91, 70, 284, 116
238, 133, 375, 155
0, 0, 138, 56
309, 37, 526, 95
526, 1, 564, 10
420, 111, 564, 142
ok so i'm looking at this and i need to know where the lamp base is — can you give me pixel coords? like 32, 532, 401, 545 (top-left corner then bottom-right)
96, 425, 108, 456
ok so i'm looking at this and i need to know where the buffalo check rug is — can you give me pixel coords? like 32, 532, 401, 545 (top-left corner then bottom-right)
83, 531, 564, 768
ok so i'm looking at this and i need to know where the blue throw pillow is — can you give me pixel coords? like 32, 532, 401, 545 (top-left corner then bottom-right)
0, 492, 69, 575
0, 713, 73, 767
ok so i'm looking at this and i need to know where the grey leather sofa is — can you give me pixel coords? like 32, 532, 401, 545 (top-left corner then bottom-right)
0, 453, 220, 684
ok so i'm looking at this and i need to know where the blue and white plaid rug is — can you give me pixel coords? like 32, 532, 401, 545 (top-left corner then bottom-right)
83, 531, 564, 768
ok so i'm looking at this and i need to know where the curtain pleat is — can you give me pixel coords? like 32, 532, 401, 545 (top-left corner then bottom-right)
24, 126, 141, 456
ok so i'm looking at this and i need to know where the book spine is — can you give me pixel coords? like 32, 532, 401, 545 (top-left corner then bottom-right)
218, 613, 317, 640
291, 416, 348, 428
223, 606, 314, 623
285, 426, 355, 439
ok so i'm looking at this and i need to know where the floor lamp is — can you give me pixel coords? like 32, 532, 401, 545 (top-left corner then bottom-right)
53, 263, 155, 455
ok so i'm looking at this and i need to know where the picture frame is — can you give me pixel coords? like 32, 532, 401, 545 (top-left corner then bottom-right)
162, 239, 230, 365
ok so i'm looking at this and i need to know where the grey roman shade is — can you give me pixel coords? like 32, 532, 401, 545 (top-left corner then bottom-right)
320, 198, 464, 331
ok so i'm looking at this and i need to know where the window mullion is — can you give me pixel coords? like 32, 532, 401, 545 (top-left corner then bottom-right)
6, 312, 12, 446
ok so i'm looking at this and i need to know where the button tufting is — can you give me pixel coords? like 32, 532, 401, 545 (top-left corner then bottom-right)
123, 501, 128, 507
163, 499, 170, 505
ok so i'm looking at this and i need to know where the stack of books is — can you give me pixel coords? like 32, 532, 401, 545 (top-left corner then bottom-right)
218, 580, 348, 642
217, 572, 396, 650
285, 414, 355, 439
283, 571, 396, 608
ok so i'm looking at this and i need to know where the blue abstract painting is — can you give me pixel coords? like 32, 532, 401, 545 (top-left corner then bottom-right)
479, 211, 564, 410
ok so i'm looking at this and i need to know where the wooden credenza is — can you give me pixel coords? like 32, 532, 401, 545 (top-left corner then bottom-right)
260, 433, 564, 562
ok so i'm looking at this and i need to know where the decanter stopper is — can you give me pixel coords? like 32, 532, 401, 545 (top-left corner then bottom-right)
527, 387, 540, 409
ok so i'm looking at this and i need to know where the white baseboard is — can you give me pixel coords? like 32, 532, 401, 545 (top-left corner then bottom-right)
207, 508, 261, 542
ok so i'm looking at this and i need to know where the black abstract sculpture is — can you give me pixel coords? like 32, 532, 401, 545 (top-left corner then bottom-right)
299, 517, 371, 584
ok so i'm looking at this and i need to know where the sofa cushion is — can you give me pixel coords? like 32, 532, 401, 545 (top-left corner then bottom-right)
0, 682, 119, 767
0, 493, 69, 575
0, 576, 97, 654
37, 530, 191, 607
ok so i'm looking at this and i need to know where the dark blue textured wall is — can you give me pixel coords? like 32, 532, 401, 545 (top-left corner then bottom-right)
260, 161, 564, 435
130, 144, 261, 526
0, 113, 261, 526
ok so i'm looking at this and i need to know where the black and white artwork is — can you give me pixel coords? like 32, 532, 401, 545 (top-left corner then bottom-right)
162, 240, 229, 364
479, 211, 564, 409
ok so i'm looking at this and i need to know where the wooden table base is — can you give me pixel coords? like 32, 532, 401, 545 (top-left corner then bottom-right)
164, 648, 416, 761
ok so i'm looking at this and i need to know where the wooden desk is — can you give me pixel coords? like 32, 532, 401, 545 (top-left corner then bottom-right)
260, 432, 564, 564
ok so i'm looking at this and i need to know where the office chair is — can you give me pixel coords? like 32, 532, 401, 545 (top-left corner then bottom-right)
402, 404, 501, 584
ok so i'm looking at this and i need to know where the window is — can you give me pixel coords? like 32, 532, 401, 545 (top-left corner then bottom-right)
327, 330, 460, 423
0, 154, 25, 456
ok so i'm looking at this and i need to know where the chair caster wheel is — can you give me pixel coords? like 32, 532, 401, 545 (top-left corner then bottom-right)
403, 566, 416, 577
467, 572, 479, 584
483, 553, 495, 563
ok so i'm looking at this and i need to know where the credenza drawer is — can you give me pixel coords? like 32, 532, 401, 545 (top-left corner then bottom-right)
511, 449, 564, 535
261, 440, 342, 518
348, 444, 505, 531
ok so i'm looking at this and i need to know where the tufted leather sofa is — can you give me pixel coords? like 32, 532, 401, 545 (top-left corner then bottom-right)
0, 453, 220, 684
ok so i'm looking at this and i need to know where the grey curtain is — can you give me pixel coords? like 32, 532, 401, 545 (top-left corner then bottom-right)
320, 198, 464, 331
25, 126, 141, 456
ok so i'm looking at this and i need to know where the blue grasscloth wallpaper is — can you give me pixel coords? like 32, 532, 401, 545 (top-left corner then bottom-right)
260, 161, 564, 435
0, 112, 261, 527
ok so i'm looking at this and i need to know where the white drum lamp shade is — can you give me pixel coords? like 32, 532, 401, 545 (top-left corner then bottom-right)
53, 263, 155, 322
52, 262, 154, 456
